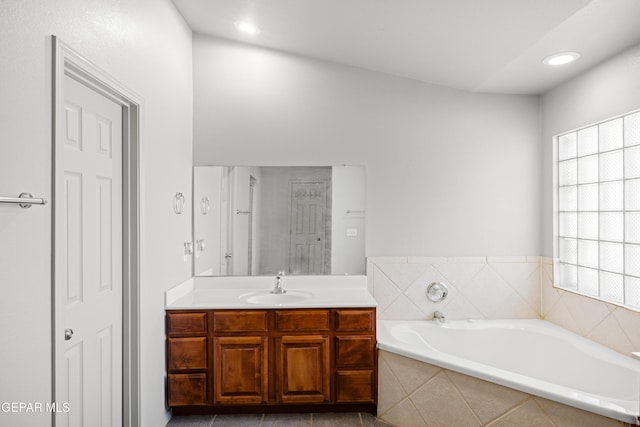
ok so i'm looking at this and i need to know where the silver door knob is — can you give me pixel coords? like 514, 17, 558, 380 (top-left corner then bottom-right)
65, 328, 74, 341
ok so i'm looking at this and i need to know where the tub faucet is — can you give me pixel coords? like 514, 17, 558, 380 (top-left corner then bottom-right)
271, 271, 286, 294
433, 311, 445, 324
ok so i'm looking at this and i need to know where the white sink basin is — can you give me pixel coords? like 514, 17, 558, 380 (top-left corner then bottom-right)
239, 290, 314, 305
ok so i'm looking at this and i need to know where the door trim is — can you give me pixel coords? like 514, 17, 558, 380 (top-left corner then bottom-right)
51, 36, 142, 427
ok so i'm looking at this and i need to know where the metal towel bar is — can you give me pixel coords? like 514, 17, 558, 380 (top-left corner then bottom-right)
0, 192, 47, 208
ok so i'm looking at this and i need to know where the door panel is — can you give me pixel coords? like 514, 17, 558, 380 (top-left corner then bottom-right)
276, 335, 330, 403
288, 181, 327, 274
213, 336, 268, 404
56, 74, 123, 427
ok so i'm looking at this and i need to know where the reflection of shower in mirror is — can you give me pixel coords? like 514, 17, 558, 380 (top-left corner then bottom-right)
193, 165, 365, 277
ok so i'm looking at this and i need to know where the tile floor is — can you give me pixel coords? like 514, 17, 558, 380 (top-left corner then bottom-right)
167, 412, 394, 427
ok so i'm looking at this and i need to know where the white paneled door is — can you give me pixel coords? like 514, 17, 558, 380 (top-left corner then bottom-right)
55, 74, 123, 427
288, 181, 326, 274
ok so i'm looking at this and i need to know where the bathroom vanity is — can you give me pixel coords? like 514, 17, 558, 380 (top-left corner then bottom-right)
165, 276, 377, 415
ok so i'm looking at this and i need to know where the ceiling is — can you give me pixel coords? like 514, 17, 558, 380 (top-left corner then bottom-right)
172, 0, 640, 95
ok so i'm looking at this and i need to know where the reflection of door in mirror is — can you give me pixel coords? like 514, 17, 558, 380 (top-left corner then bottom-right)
230, 167, 263, 275
289, 181, 328, 274
193, 166, 231, 276
248, 175, 258, 275
220, 167, 231, 275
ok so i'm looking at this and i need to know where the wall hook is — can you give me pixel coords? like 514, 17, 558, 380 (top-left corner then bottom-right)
201, 196, 210, 215
174, 192, 185, 214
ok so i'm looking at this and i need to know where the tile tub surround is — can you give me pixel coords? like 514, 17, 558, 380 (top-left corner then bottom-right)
367, 256, 640, 357
377, 350, 632, 427
541, 257, 640, 358
367, 256, 542, 321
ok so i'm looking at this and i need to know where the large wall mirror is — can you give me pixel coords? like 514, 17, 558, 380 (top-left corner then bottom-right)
193, 165, 365, 276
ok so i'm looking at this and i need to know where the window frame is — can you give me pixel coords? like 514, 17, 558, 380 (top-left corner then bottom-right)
552, 109, 640, 312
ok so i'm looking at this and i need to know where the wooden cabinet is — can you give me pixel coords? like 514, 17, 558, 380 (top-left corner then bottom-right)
166, 307, 376, 413
334, 309, 376, 403
166, 312, 209, 406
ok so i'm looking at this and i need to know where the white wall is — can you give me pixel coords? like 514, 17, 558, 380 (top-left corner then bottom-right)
0, 2, 192, 426
194, 167, 222, 276
541, 42, 640, 256
193, 35, 542, 257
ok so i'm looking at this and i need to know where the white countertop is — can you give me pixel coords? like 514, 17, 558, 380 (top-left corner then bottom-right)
165, 275, 377, 310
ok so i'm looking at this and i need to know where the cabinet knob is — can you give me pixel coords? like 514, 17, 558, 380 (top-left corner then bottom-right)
64, 328, 74, 341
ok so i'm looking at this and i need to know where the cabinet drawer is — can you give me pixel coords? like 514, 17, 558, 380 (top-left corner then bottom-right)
167, 373, 207, 406
335, 370, 375, 403
335, 309, 374, 332
335, 336, 375, 369
167, 312, 207, 334
275, 310, 329, 332
213, 311, 268, 332
167, 337, 207, 370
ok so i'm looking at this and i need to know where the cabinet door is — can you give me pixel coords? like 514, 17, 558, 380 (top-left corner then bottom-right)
213, 336, 268, 404
276, 335, 330, 403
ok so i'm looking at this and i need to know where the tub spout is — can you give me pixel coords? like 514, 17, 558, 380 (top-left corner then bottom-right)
433, 311, 445, 324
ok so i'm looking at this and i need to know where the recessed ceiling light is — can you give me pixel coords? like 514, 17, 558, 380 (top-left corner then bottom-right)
235, 21, 260, 36
543, 52, 580, 66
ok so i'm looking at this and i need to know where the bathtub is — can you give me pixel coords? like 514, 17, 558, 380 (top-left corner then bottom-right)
377, 319, 640, 424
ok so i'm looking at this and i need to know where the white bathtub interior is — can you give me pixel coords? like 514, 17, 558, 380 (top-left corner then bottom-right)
377, 319, 640, 424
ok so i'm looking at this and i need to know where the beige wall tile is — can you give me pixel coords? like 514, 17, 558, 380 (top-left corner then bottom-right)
439, 292, 484, 320
561, 291, 613, 336
373, 266, 402, 312
587, 314, 635, 355
544, 297, 581, 334
611, 307, 640, 350
487, 256, 528, 263
404, 266, 456, 316
487, 399, 554, 427
445, 370, 529, 424
410, 372, 481, 427
377, 262, 429, 291
380, 351, 441, 395
447, 256, 488, 263
462, 266, 519, 318
369, 256, 637, 355
433, 262, 486, 291
534, 397, 626, 427
379, 398, 427, 427
377, 357, 409, 415
378, 293, 425, 320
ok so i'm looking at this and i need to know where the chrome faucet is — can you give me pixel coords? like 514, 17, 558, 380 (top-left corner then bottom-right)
271, 271, 286, 294
433, 311, 445, 324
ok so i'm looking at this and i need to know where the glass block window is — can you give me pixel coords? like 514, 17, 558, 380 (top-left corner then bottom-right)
554, 110, 640, 311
